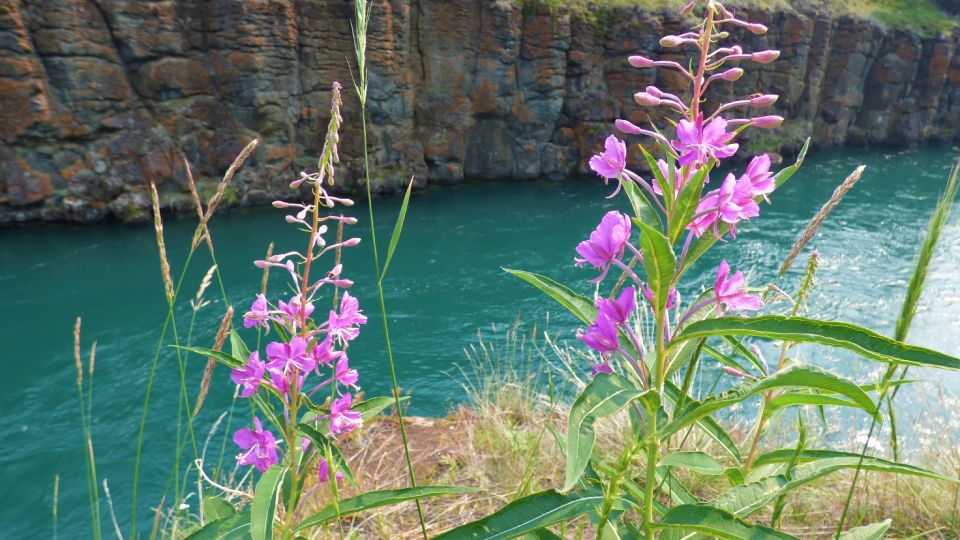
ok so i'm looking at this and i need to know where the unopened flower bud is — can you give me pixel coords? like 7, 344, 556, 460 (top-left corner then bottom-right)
628, 55, 655, 68
645, 85, 664, 98
752, 50, 780, 64
715, 31, 730, 39
718, 68, 744, 81
615, 119, 643, 135
660, 35, 684, 48
751, 115, 784, 128
343, 216, 358, 224
746, 22, 768, 35
681, 1, 696, 14
723, 366, 747, 378
285, 215, 299, 223
273, 200, 292, 208
750, 94, 779, 106
343, 237, 362, 247
634, 92, 661, 107
333, 279, 353, 288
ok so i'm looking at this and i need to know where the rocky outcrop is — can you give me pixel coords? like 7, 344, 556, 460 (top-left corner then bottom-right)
1, 0, 958, 223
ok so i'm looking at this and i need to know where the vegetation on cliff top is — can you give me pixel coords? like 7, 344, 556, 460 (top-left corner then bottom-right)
515, 0, 957, 35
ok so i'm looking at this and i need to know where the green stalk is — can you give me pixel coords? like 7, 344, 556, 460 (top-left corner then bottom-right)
835, 160, 959, 537
644, 310, 667, 539
353, 2, 427, 536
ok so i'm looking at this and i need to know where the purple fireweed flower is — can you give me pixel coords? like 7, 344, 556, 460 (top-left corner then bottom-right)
714, 260, 762, 314
687, 173, 760, 239
575, 211, 632, 282
243, 294, 271, 331
231, 351, 266, 398
642, 284, 679, 310
652, 159, 701, 197
672, 115, 739, 167
311, 335, 343, 367
597, 286, 636, 325
268, 368, 303, 398
328, 291, 367, 343
329, 393, 362, 435
279, 295, 314, 326
591, 362, 614, 377
334, 355, 359, 389
577, 314, 620, 354
317, 457, 345, 484
233, 417, 278, 472
589, 135, 627, 180
265, 337, 315, 375
744, 154, 774, 197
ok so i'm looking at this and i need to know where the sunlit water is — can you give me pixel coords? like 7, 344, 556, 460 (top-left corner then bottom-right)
2, 147, 959, 537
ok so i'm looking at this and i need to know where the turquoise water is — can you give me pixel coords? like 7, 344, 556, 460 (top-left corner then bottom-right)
2, 147, 960, 537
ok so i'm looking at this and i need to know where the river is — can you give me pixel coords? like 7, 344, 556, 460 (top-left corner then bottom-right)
2, 147, 959, 537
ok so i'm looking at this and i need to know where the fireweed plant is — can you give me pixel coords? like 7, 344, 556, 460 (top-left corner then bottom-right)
183, 83, 475, 539
439, 1, 960, 538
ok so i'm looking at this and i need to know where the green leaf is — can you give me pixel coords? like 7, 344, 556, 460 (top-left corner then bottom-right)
663, 381, 741, 464
620, 177, 663, 231
184, 512, 250, 539
676, 139, 809, 281
295, 423, 358, 488
713, 452, 956, 516
380, 177, 414, 281
640, 145, 674, 209
837, 519, 892, 540
354, 395, 409, 422
766, 392, 862, 414
661, 451, 725, 476
636, 221, 676, 312
296, 485, 481, 530
434, 489, 625, 540
203, 496, 236, 522
176, 346, 241, 369
565, 373, 646, 492
504, 268, 595, 325
660, 364, 878, 441
669, 166, 709, 244
670, 315, 960, 370
250, 465, 286, 540
656, 504, 799, 539
229, 330, 250, 363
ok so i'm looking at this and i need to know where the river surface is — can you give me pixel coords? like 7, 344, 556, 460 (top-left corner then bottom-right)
2, 147, 960, 537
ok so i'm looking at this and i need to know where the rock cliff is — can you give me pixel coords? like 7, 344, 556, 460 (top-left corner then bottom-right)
1, 0, 958, 223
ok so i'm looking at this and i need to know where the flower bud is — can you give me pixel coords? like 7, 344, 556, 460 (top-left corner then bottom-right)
285, 215, 299, 223
746, 22, 768, 35
752, 50, 780, 64
342, 237, 362, 247
718, 68, 744, 81
750, 94, 779, 106
751, 115, 784, 128
273, 200, 292, 208
660, 35, 684, 48
615, 119, 643, 135
714, 31, 730, 39
634, 92, 661, 107
644, 86, 664, 98
681, 1, 696, 14
722, 366, 747, 378
628, 55, 655, 68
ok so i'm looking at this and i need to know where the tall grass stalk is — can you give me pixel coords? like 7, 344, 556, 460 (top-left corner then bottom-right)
131, 140, 258, 537
352, 1, 428, 537
835, 159, 960, 536
52, 474, 59, 540
74, 318, 102, 539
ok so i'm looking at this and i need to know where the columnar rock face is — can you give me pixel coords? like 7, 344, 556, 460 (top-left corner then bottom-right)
1, 0, 958, 223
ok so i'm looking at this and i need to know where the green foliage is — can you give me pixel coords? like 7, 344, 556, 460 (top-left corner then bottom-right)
295, 486, 483, 530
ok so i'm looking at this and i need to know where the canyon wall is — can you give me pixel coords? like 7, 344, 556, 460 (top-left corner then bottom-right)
1, 0, 958, 223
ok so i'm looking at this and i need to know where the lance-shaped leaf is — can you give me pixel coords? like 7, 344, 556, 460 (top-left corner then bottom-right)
295, 423, 358, 488
434, 489, 625, 540
380, 177, 414, 281
504, 268, 595, 325
636, 221, 676, 312
657, 504, 799, 539
663, 381, 741, 464
766, 392, 862, 414
229, 330, 251, 363
676, 139, 809, 281
295, 486, 482, 530
565, 374, 647, 492
670, 315, 960, 370
183, 512, 250, 539
661, 451, 725, 476
837, 519, 892, 540
176, 346, 241, 369
660, 364, 878, 441
251, 465, 286, 540
713, 453, 956, 516
620, 176, 663, 231
669, 166, 710, 244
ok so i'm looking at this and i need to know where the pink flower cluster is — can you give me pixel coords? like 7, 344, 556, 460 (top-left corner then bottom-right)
574, 1, 776, 380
